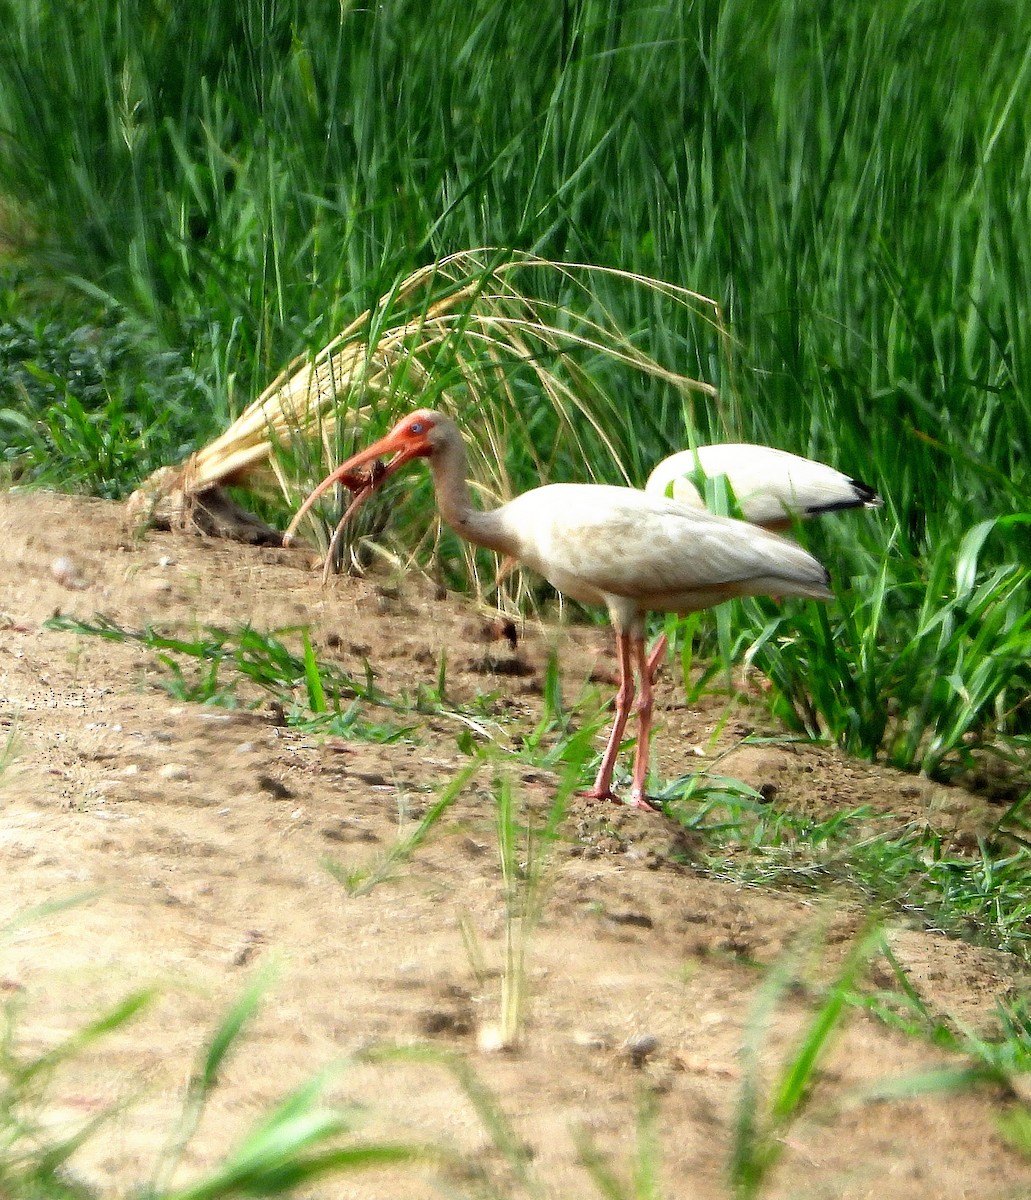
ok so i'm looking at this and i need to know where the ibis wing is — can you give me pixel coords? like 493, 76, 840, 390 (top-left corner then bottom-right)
646, 443, 877, 524
503, 485, 829, 605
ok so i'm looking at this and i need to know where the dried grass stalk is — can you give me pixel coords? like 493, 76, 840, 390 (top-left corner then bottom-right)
127, 249, 723, 548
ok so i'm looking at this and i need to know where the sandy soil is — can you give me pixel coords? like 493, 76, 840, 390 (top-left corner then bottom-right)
1, 489, 1029, 1199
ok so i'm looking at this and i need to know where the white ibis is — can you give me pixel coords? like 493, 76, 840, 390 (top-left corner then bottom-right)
285, 410, 833, 810
645, 443, 881, 530
642, 442, 881, 677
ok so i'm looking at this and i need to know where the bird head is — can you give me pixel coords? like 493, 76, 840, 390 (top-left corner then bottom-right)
372, 409, 447, 463
283, 409, 448, 546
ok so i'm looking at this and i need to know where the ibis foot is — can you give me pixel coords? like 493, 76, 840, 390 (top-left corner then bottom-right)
578, 786, 621, 805
578, 787, 662, 813
629, 791, 663, 813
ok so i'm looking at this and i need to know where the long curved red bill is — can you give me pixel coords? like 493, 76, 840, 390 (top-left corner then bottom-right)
282, 426, 428, 568
283, 458, 384, 546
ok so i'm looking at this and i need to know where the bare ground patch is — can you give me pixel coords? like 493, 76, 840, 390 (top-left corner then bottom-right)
1, 490, 1029, 1198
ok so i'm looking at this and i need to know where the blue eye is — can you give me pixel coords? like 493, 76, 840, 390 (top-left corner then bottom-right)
410, 421, 424, 434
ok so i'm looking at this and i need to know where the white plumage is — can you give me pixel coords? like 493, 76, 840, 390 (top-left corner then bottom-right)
286, 410, 834, 810
497, 483, 828, 618
645, 443, 881, 530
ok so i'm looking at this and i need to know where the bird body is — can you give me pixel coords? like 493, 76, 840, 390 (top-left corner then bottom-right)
478, 483, 831, 627
285, 410, 833, 809
645, 442, 881, 529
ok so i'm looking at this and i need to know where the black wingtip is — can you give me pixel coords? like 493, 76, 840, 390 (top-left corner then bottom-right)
801, 477, 882, 517
850, 477, 882, 508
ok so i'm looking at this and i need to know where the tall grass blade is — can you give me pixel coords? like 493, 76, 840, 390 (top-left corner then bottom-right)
150, 966, 274, 1195
325, 761, 479, 897
301, 629, 327, 714
730, 922, 882, 1198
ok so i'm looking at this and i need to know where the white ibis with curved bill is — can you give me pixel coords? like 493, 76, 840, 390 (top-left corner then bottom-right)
645, 443, 881, 529
284, 410, 833, 810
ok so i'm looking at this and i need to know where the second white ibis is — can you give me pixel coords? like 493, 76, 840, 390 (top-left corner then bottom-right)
641, 441, 881, 676
645, 442, 881, 529
285, 410, 833, 810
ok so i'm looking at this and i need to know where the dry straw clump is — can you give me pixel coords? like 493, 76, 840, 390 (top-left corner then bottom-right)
127, 249, 724, 552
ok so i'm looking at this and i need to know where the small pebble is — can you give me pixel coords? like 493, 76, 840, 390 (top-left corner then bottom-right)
159, 763, 191, 781
229, 929, 264, 967
51, 556, 88, 590
477, 1023, 509, 1054
625, 1033, 659, 1067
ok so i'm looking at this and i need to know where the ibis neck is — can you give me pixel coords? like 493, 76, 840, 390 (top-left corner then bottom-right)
428, 433, 518, 557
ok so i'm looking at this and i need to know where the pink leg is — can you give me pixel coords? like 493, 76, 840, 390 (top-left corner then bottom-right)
646, 632, 667, 685
581, 630, 635, 803
630, 635, 661, 810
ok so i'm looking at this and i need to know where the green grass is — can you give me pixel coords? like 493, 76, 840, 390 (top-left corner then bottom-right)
6, 903, 1031, 1197
728, 924, 884, 1200
671, 781, 1031, 964
743, 521, 1031, 778
3, 0, 1030, 778
0, 283, 208, 496
43, 610, 1031, 966
0, 718, 17, 786
43, 613, 491, 745
0, 918, 433, 1199
323, 761, 480, 896
492, 760, 580, 1049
